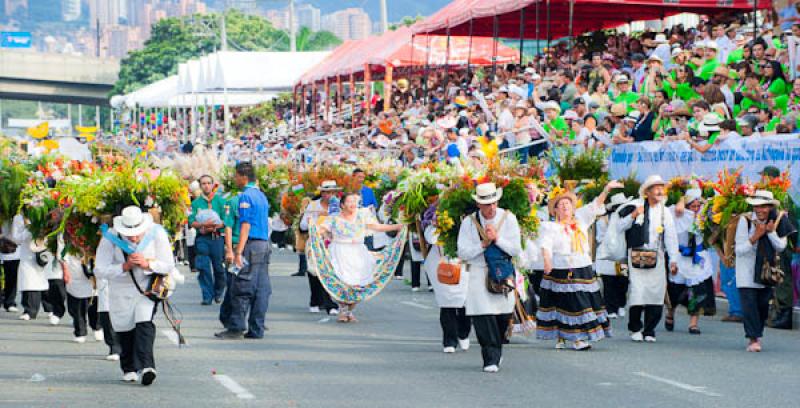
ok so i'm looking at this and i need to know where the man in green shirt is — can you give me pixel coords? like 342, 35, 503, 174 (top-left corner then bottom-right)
189, 175, 228, 305
219, 192, 239, 329
613, 75, 640, 112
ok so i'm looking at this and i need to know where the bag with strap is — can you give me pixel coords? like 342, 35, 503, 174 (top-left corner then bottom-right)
470, 213, 515, 296
629, 204, 665, 270
0, 237, 18, 254
436, 246, 461, 285
751, 212, 788, 286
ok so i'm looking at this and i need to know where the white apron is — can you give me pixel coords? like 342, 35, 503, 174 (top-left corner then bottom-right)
11, 215, 49, 292
424, 247, 469, 308
627, 251, 667, 306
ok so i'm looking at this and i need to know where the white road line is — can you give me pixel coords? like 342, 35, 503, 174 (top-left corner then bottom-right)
214, 374, 255, 400
160, 329, 182, 346
634, 372, 722, 397
400, 301, 433, 310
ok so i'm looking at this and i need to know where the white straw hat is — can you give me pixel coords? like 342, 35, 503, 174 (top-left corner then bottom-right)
113, 206, 154, 237
472, 183, 503, 205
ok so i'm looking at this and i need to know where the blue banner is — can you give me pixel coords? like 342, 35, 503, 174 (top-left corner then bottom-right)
1, 31, 32, 48
609, 135, 800, 201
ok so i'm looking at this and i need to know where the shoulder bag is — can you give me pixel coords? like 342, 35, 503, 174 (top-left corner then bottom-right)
471, 213, 515, 295
629, 206, 665, 270
436, 246, 461, 285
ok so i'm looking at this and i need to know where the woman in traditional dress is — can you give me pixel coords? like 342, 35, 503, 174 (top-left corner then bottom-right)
300, 181, 341, 315
315, 193, 405, 322
536, 181, 621, 350
665, 188, 716, 334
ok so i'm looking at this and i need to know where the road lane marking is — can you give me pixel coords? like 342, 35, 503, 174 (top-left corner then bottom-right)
214, 374, 255, 399
400, 301, 433, 310
634, 372, 721, 397
160, 329, 182, 346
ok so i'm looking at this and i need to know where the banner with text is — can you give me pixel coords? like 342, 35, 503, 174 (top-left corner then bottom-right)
609, 135, 800, 200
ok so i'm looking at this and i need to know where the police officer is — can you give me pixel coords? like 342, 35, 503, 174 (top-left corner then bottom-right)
215, 162, 271, 340
218, 187, 240, 330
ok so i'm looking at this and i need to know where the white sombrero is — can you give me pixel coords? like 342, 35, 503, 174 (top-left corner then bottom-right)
113, 206, 154, 237
473, 183, 503, 205
746, 190, 780, 207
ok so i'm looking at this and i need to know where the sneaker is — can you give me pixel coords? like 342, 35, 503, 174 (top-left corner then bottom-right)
141, 368, 157, 386
94, 330, 104, 342
73, 336, 87, 344
458, 338, 470, 351
46, 312, 53, 318
291, 271, 306, 277
428, 285, 434, 292
394, 275, 404, 280
618, 308, 626, 318
555, 340, 567, 349
214, 330, 244, 340
122, 372, 139, 382
243, 332, 263, 339
482, 365, 499, 373
573, 340, 592, 351
309, 306, 320, 313
608, 313, 618, 319
328, 308, 339, 316
630, 332, 644, 342
49, 315, 61, 326
6, 306, 19, 313
106, 354, 120, 361
644, 336, 657, 343
443, 346, 456, 354
18, 314, 30, 321
411, 287, 420, 292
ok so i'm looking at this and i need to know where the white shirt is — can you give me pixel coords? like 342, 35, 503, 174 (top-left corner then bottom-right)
617, 199, 680, 262
539, 201, 604, 269
735, 213, 788, 289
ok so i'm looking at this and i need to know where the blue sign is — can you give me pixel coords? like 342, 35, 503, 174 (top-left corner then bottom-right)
1, 32, 32, 49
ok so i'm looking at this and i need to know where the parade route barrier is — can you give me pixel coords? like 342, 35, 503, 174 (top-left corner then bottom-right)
609, 134, 800, 200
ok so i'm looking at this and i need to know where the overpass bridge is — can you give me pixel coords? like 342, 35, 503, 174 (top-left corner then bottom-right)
0, 50, 119, 105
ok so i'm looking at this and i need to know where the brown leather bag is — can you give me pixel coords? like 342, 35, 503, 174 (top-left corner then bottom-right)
630, 248, 658, 269
436, 248, 461, 285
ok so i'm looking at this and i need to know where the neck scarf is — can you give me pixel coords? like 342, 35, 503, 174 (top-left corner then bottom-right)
560, 218, 587, 254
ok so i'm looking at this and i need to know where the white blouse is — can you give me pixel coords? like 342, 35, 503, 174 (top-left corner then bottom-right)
735, 213, 788, 289
539, 201, 604, 269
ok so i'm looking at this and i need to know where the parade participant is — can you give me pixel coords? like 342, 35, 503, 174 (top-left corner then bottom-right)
61, 236, 101, 343
94, 206, 176, 385
423, 221, 470, 353
219, 188, 241, 330
96, 276, 122, 361
189, 175, 227, 305
11, 214, 50, 321
596, 193, 634, 319
299, 181, 341, 315
618, 175, 680, 343
537, 181, 621, 350
315, 192, 404, 322
0, 219, 20, 312
665, 189, 715, 335
41, 238, 67, 326
457, 183, 522, 373
216, 162, 272, 340
735, 190, 795, 352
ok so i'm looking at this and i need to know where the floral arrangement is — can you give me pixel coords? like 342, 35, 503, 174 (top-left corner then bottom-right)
577, 174, 641, 205
0, 158, 29, 225
698, 168, 752, 250
548, 147, 608, 184
395, 168, 441, 223
754, 169, 792, 208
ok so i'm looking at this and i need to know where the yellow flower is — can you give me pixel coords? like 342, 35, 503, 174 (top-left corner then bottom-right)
656, 225, 664, 234
712, 213, 723, 224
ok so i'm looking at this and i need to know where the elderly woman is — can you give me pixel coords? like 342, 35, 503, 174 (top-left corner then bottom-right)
665, 189, 715, 335
735, 190, 795, 352
536, 181, 622, 350
618, 175, 680, 343
457, 183, 522, 373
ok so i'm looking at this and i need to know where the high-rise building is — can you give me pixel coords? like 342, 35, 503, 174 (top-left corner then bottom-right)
4, 0, 27, 17
296, 4, 320, 32
62, 0, 81, 21
264, 8, 289, 30
225, 0, 255, 12
127, 0, 148, 27
322, 8, 371, 41
89, 0, 122, 27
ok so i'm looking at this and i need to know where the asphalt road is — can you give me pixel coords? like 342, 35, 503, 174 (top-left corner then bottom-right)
0, 249, 798, 408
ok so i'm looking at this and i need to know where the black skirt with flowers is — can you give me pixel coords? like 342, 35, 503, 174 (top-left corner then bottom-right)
535, 266, 612, 342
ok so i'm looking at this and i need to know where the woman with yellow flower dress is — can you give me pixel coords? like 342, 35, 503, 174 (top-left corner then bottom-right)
536, 181, 621, 350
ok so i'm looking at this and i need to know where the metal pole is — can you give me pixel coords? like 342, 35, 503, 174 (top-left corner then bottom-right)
78, 104, 83, 127
444, 25, 451, 94
546, 0, 551, 52
289, 0, 296, 52
68, 104, 72, 137
96, 105, 100, 128
519, 8, 526, 64
568, 0, 574, 66
535, 0, 540, 56
221, 13, 230, 139
423, 34, 431, 104
467, 19, 474, 77
379, 0, 389, 33
492, 15, 499, 80
753, 0, 758, 39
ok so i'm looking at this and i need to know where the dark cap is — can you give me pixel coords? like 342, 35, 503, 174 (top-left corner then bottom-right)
760, 166, 780, 178
632, 53, 646, 62
573, 98, 586, 106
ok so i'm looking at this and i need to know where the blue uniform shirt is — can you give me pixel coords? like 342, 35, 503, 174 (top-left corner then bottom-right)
360, 185, 378, 210
238, 182, 270, 240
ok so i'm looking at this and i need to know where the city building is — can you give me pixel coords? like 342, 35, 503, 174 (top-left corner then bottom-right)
62, 0, 81, 22
4, 0, 27, 17
89, 0, 122, 26
264, 8, 289, 30
296, 3, 320, 32
322, 8, 371, 41
226, 0, 256, 12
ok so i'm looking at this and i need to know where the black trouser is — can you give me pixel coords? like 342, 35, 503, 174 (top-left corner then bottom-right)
298, 253, 307, 274
187, 245, 196, 271
739, 287, 773, 339
628, 305, 663, 337
307, 273, 337, 312
524, 271, 543, 315
2, 260, 19, 309
410, 261, 428, 288
270, 230, 287, 248
394, 243, 408, 277
98, 311, 122, 355
21, 291, 42, 318
118, 321, 156, 374
42, 279, 67, 318
66, 294, 99, 337
471, 313, 511, 367
601, 275, 629, 313
440, 307, 471, 348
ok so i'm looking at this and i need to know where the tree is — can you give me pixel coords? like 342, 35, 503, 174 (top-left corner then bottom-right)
295, 27, 342, 52
111, 10, 341, 96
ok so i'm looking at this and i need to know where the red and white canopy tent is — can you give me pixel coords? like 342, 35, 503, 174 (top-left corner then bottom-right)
413, 0, 771, 39
294, 26, 519, 124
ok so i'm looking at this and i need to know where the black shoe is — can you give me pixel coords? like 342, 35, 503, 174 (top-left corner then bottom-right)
214, 330, 244, 340
664, 317, 674, 332
291, 271, 306, 277
141, 368, 157, 386
214, 297, 222, 304
244, 332, 263, 339
769, 308, 793, 330
688, 326, 701, 335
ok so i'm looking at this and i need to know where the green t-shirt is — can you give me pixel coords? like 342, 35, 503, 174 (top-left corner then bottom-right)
224, 194, 240, 245
727, 48, 744, 65
698, 59, 720, 81
766, 116, 780, 132
614, 91, 640, 112
764, 78, 788, 97
189, 194, 228, 233
544, 117, 572, 139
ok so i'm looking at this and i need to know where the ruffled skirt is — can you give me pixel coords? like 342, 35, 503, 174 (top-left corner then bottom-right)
536, 266, 612, 342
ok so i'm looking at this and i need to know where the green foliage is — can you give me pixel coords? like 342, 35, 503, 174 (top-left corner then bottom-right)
232, 103, 277, 133
549, 148, 608, 183
0, 159, 29, 224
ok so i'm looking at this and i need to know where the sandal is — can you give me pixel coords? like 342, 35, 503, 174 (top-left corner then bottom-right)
664, 316, 675, 332
347, 313, 358, 323
337, 313, 349, 323
688, 326, 701, 335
